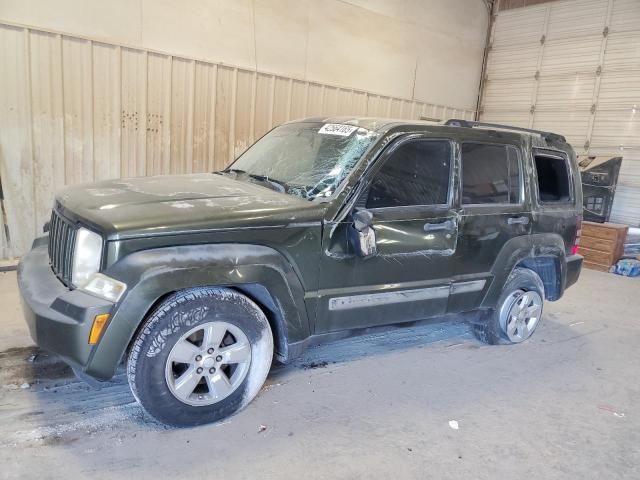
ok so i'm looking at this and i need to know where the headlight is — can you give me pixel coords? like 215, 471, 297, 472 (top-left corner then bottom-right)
81, 273, 127, 303
72, 227, 103, 287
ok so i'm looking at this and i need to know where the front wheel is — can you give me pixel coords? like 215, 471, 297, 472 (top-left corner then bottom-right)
127, 287, 273, 427
473, 267, 545, 345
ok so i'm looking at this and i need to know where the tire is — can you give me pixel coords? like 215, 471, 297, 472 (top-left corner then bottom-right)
127, 287, 273, 427
473, 267, 545, 345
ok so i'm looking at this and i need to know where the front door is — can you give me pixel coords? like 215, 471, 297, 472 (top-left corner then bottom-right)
315, 136, 459, 333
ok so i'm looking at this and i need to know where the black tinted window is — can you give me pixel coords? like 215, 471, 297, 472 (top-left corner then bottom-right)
534, 153, 571, 202
462, 143, 521, 204
366, 140, 451, 208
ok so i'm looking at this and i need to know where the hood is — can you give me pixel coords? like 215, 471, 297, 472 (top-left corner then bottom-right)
56, 173, 325, 239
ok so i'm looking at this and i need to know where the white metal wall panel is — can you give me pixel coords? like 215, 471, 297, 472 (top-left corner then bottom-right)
483, 78, 536, 110
352, 91, 368, 117
610, 188, 640, 225
169, 57, 195, 175
480, 110, 531, 129
533, 111, 590, 147
290, 79, 308, 121
146, 53, 172, 176
192, 61, 218, 174
491, 5, 547, 47
62, 36, 94, 187
29, 30, 65, 233
593, 71, 640, 150
609, 0, 640, 33
546, 0, 608, 40
121, 48, 148, 178
608, 151, 640, 225
535, 74, 595, 110
253, 73, 274, 140
534, 74, 595, 146
482, 0, 640, 226
539, 36, 602, 75
233, 69, 256, 163
591, 109, 640, 150
92, 42, 121, 182
486, 45, 540, 80
0, 21, 475, 258
596, 71, 640, 110
603, 33, 640, 71
0, 25, 36, 256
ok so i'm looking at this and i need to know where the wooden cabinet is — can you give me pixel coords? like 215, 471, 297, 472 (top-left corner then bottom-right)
578, 221, 628, 272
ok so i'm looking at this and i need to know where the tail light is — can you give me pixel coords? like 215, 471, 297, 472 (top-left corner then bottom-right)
571, 215, 582, 256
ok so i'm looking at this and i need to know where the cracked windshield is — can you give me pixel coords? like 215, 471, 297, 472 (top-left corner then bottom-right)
224, 122, 379, 200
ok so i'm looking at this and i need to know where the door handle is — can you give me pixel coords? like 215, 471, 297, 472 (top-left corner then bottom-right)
507, 216, 530, 225
423, 219, 456, 232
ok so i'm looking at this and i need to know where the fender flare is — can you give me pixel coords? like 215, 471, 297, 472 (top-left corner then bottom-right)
481, 233, 567, 308
85, 243, 310, 380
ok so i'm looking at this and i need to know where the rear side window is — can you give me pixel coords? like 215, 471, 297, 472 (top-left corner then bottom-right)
366, 140, 451, 208
534, 153, 571, 203
461, 143, 521, 204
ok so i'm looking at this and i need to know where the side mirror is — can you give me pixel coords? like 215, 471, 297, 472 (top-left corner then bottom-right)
350, 209, 377, 258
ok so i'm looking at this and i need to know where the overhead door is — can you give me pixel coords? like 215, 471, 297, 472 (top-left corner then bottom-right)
482, 0, 640, 226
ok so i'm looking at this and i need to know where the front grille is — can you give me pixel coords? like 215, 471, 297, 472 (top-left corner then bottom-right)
48, 210, 77, 286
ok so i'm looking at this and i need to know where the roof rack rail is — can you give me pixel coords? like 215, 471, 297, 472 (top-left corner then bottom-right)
445, 119, 566, 143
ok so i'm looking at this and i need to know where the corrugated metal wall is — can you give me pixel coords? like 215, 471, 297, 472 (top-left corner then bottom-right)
0, 22, 475, 259
481, 0, 640, 226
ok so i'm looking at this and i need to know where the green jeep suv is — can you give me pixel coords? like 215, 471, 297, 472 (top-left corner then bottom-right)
18, 118, 583, 427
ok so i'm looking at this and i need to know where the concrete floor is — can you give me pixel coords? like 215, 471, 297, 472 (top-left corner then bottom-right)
0, 268, 639, 479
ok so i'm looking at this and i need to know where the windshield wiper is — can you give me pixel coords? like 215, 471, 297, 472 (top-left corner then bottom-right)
247, 173, 286, 193
223, 169, 286, 193
214, 168, 246, 176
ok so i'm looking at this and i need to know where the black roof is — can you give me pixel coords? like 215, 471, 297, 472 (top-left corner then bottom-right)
291, 116, 567, 145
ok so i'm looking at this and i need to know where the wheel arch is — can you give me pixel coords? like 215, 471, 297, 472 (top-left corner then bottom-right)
481, 233, 568, 308
516, 255, 562, 300
84, 243, 310, 381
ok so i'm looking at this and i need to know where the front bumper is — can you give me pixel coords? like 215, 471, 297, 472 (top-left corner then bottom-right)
17, 238, 114, 376
565, 254, 583, 289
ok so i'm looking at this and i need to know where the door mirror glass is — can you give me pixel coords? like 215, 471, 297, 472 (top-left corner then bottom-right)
353, 209, 373, 231
350, 209, 377, 257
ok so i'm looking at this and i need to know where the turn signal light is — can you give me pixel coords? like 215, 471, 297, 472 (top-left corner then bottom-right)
89, 314, 110, 345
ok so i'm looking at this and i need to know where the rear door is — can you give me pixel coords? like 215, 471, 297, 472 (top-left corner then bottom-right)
316, 136, 458, 333
450, 141, 531, 312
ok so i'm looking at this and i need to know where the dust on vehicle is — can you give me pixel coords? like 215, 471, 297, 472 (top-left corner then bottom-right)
18, 117, 583, 427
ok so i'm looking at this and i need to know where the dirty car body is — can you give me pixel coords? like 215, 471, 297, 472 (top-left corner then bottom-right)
18, 117, 583, 426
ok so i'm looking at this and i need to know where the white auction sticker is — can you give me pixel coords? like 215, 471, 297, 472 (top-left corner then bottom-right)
318, 123, 358, 136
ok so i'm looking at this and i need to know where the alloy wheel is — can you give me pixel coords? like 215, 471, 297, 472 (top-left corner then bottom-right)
165, 321, 252, 406
500, 289, 543, 343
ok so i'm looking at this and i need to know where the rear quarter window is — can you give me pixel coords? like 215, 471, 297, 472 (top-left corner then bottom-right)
533, 152, 572, 203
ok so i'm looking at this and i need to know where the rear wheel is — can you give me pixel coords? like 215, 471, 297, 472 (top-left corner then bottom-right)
473, 267, 545, 345
127, 287, 273, 427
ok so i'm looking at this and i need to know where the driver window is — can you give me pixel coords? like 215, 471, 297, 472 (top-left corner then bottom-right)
366, 140, 452, 209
